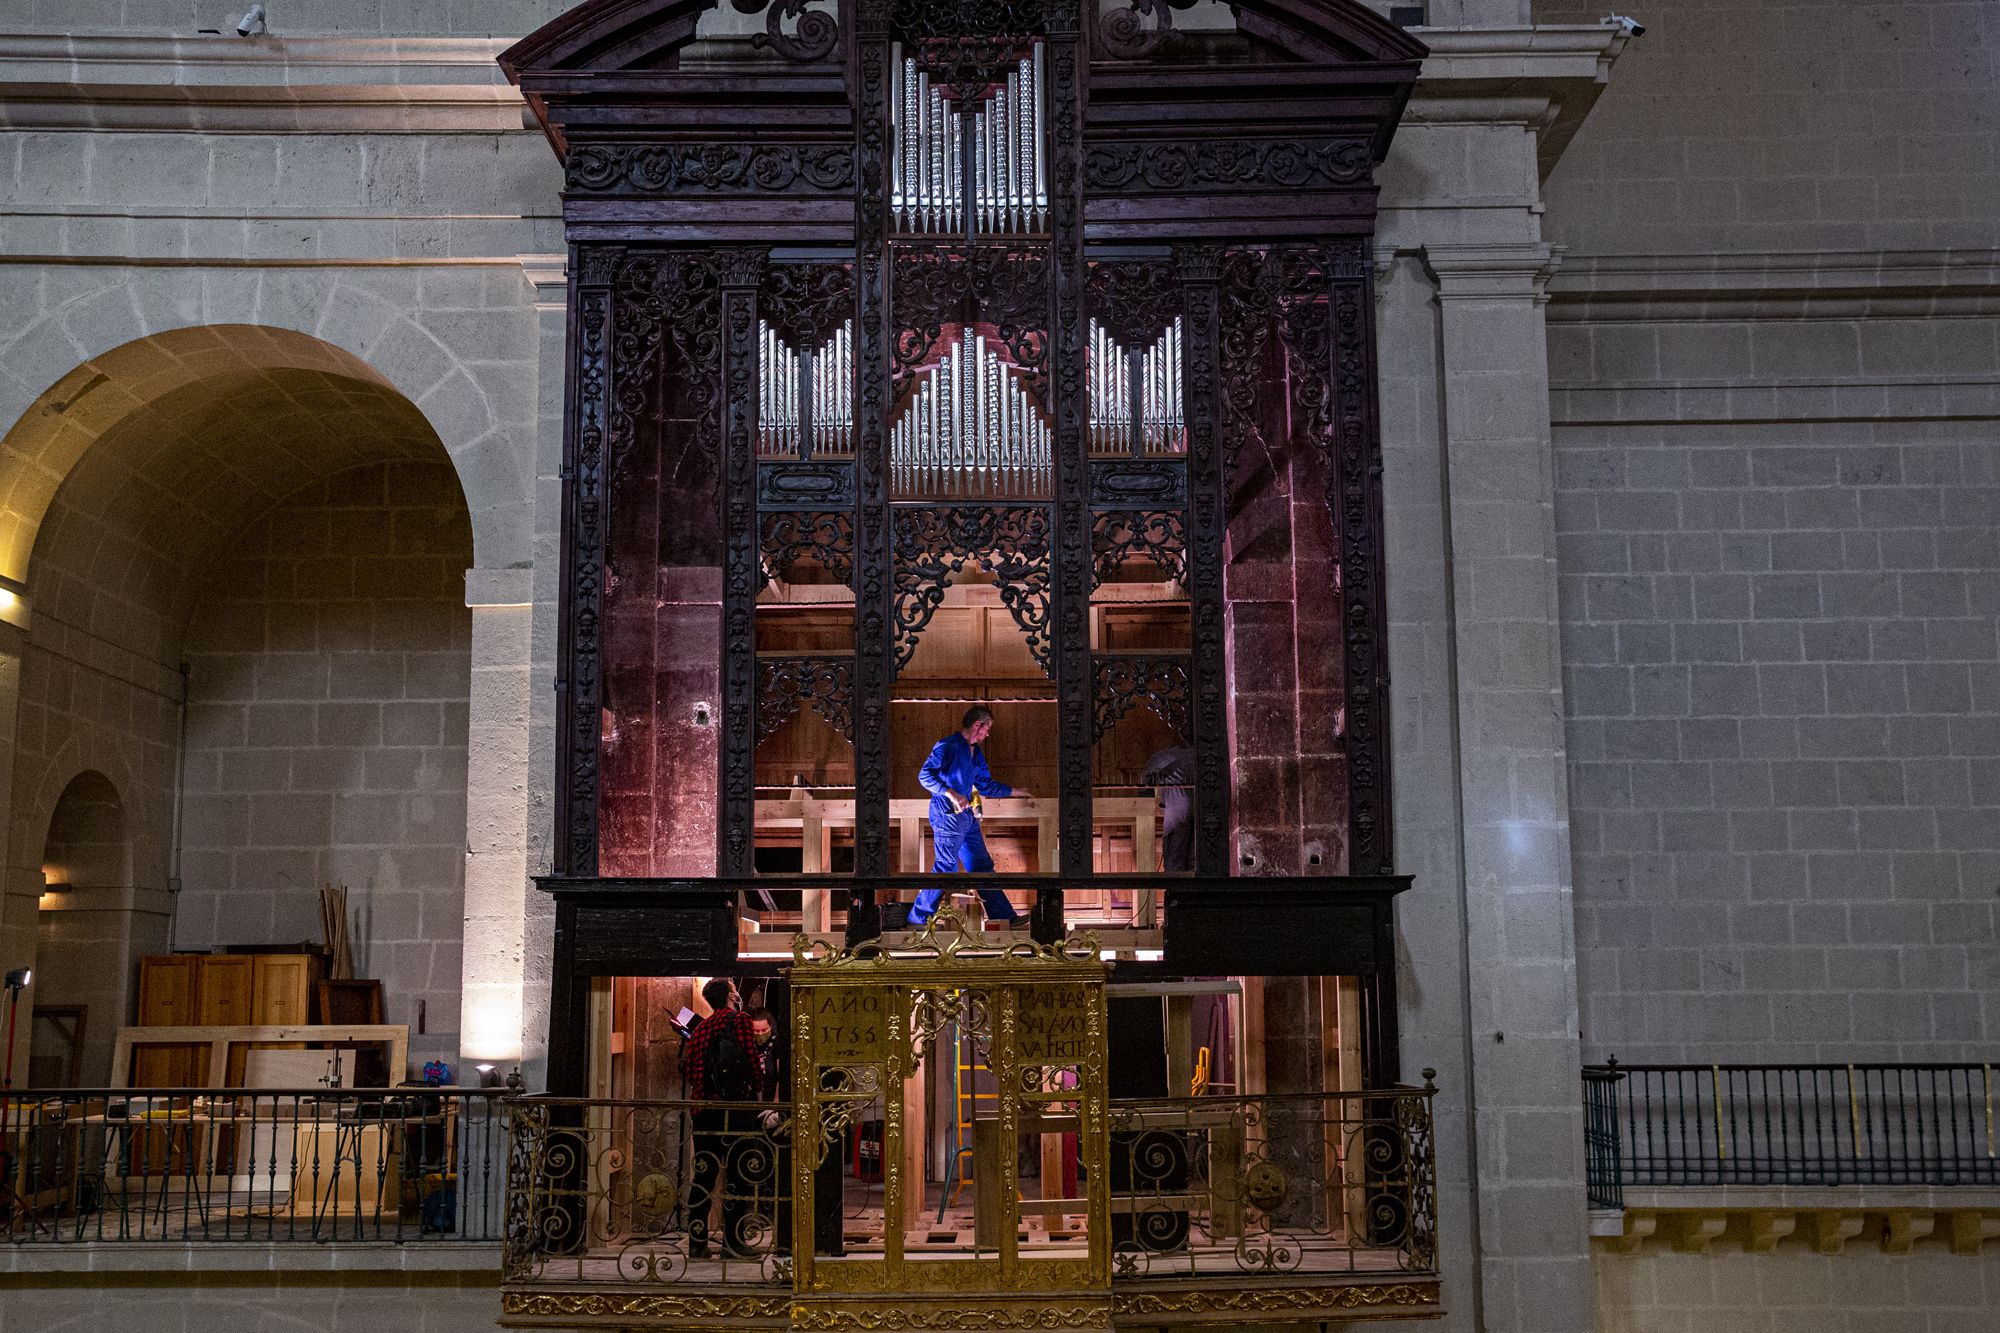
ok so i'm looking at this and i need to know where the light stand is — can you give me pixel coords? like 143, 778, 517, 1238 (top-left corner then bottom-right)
1, 967, 29, 1133
0, 968, 30, 1227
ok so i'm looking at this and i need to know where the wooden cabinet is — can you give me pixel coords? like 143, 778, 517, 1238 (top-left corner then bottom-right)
132, 953, 324, 1085
251, 955, 315, 1025
196, 955, 256, 1024
133, 956, 205, 1086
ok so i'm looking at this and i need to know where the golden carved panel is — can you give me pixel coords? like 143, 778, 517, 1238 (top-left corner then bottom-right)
1110, 1280, 1443, 1319
501, 1289, 791, 1321
791, 1299, 1114, 1330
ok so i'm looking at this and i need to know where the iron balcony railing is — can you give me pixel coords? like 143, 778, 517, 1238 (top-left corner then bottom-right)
1582, 1061, 2000, 1199
1, 1087, 507, 1244
1106, 1087, 1438, 1279
502, 1086, 1438, 1292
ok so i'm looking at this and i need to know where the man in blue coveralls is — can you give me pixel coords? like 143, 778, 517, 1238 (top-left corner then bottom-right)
907, 706, 1031, 928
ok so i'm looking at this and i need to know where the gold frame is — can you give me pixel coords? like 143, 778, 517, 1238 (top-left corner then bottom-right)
788, 910, 1111, 1302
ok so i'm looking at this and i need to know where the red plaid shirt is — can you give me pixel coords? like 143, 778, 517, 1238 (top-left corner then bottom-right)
683, 1007, 757, 1101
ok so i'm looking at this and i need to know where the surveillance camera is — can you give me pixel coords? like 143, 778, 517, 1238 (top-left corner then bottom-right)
235, 4, 267, 35
1603, 12, 1645, 36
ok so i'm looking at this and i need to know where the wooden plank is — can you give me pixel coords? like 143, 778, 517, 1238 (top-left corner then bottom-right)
1165, 995, 1193, 1098
111, 1025, 411, 1089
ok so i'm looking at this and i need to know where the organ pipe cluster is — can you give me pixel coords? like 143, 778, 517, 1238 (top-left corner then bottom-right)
758, 320, 854, 458
1088, 316, 1186, 454
892, 327, 1052, 498
890, 45, 1048, 237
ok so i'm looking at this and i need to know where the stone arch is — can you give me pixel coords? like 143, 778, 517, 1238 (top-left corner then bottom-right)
41, 770, 128, 891
15, 736, 150, 901
0, 320, 486, 1079
0, 285, 533, 576
31, 767, 151, 1086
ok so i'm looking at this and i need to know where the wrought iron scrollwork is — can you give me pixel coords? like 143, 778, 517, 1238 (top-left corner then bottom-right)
892, 248, 1051, 406
891, 505, 1053, 676
1091, 509, 1185, 587
760, 510, 855, 589
756, 656, 856, 742
1093, 655, 1190, 741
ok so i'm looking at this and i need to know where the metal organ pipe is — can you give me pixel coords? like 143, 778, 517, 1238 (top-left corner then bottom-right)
756, 319, 855, 460
889, 45, 1048, 236
1086, 316, 1185, 455
889, 336, 1053, 498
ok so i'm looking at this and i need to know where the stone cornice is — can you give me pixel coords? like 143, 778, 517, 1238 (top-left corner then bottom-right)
0, 34, 512, 83
0, 34, 527, 133
1547, 249, 2000, 321
1405, 24, 1629, 182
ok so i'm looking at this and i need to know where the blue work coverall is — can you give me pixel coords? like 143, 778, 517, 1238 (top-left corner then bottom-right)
908, 732, 1018, 925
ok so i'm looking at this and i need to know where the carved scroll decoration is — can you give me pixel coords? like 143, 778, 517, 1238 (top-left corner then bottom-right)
760, 511, 855, 589
1085, 259, 1182, 353
1093, 655, 1191, 742
892, 248, 1051, 406
762, 262, 854, 354
756, 656, 856, 743
567, 143, 856, 195
731, 0, 841, 61
612, 252, 726, 473
1091, 509, 1184, 587
891, 506, 1052, 677
1083, 138, 1373, 193
1094, 0, 1198, 59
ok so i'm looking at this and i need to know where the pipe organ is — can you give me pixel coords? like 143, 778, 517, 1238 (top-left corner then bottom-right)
890, 44, 1048, 238
758, 320, 854, 458
1088, 317, 1185, 455
891, 327, 1052, 498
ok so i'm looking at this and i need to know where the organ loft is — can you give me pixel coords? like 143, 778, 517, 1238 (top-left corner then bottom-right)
503, 0, 1440, 1325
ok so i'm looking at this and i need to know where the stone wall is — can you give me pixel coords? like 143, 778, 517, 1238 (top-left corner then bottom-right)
1538, 0, 2000, 1064
1594, 1245, 1997, 1333
176, 460, 473, 1067
1536, 0, 2000, 254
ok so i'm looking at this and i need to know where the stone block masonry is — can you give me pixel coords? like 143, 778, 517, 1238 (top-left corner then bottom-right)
177, 459, 472, 1070
1556, 406, 2000, 1064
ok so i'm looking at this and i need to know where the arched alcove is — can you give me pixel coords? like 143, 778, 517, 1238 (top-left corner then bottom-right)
32, 770, 142, 1085
3, 325, 476, 1079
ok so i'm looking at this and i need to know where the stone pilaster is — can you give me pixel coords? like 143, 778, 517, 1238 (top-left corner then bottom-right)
458, 567, 534, 1077
1422, 239, 1591, 1333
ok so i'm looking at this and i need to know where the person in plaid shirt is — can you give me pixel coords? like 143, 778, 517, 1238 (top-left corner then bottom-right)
683, 978, 758, 1259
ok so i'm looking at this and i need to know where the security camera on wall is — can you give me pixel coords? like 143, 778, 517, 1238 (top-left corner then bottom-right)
1602, 12, 1645, 36
234, 4, 267, 36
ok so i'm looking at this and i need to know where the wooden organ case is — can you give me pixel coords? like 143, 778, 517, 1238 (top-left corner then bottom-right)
504, 0, 1427, 1098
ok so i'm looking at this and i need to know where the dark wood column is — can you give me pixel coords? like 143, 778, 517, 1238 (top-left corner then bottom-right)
719, 251, 769, 878
1043, 0, 1088, 943
1329, 241, 1394, 879
847, 0, 894, 942
1175, 245, 1231, 877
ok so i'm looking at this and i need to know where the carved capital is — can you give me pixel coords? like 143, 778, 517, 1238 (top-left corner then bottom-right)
1420, 242, 1563, 301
